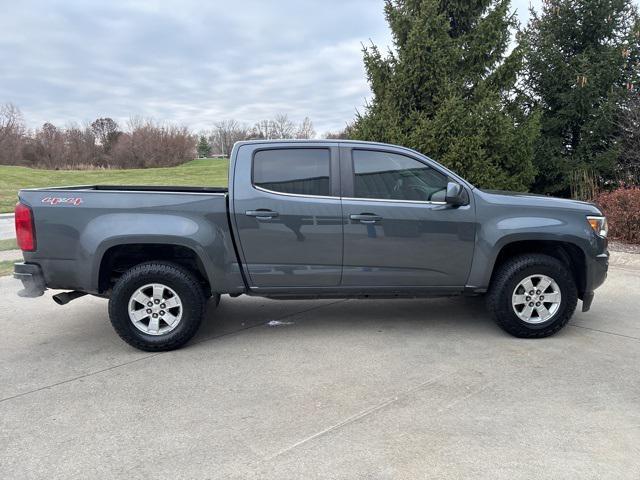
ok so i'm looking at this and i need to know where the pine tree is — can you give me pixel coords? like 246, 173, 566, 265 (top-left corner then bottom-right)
524, 0, 640, 195
197, 135, 212, 158
351, 0, 539, 191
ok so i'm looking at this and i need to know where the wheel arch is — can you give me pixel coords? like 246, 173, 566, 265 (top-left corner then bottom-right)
487, 239, 587, 298
96, 241, 213, 296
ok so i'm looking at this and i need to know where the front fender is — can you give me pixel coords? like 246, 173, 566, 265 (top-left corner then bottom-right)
466, 215, 596, 291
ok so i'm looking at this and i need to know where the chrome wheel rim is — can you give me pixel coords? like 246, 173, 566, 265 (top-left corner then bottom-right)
128, 283, 183, 335
512, 274, 562, 324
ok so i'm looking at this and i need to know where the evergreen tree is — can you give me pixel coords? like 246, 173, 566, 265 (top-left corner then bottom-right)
351, 0, 539, 191
197, 134, 212, 158
524, 0, 640, 195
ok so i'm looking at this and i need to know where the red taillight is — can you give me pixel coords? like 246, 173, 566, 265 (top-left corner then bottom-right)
15, 202, 36, 251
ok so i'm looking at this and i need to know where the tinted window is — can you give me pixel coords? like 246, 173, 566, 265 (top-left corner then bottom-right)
253, 148, 331, 196
353, 150, 448, 201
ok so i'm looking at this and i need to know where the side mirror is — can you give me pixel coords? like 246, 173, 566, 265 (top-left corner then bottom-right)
445, 181, 468, 206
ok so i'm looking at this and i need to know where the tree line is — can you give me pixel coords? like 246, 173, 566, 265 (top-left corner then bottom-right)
0, 106, 323, 169
350, 0, 640, 197
197, 115, 317, 158
0, 107, 196, 169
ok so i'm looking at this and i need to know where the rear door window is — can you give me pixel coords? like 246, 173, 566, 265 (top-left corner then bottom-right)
253, 148, 331, 197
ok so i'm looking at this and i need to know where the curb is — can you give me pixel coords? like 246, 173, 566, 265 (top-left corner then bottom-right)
609, 251, 640, 270
0, 213, 14, 219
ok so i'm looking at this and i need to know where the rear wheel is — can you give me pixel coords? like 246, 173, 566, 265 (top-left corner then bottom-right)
108, 262, 206, 351
487, 254, 578, 338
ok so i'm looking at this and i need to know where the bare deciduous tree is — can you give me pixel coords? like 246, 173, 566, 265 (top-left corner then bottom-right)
90, 117, 121, 154
271, 113, 295, 139
323, 123, 355, 140
251, 119, 276, 140
38, 122, 65, 168
617, 94, 640, 184
296, 117, 316, 139
252, 114, 315, 140
111, 118, 196, 168
210, 119, 251, 156
0, 103, 25, 165
64, 123, 100, 168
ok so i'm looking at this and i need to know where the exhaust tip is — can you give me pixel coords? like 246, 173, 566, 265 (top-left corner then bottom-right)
52, 293, 69, 305
52, 291, 87, 306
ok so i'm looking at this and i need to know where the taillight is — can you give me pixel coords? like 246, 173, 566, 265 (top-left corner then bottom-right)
15, 202, 36, 251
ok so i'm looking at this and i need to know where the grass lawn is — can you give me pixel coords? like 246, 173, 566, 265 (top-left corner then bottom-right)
0, 238, 18, 251
0, 158, 229, 214
0, 261, 14, 276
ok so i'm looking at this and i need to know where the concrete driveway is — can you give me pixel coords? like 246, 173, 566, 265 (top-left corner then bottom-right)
1, 257, 639, 479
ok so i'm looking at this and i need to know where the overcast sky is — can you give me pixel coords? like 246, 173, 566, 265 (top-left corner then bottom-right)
1, 0, 539, 134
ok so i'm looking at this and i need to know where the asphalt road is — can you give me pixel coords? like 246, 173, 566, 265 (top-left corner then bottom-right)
1, 259, 639, 479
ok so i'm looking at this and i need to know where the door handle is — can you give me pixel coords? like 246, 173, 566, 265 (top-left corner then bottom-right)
246, 209, 279, 220
350, 213, 382, 224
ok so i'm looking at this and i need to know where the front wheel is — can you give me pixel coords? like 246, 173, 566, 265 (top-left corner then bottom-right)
108, 262, 206, 351
487, 254, 578, 338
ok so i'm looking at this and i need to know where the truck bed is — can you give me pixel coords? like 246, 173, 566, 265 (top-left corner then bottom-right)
18, 185, 243, 295
23, 185, 228, 194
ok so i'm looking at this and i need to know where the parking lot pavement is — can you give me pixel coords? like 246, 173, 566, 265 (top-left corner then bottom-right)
1, 263, 639, 480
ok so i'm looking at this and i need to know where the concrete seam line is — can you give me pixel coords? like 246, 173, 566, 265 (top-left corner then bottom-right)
264, 370, 452, 461
0, 299, 348, 404
0, 351, 163, 404
436, 381, 492, 413
569, 323, 640, 341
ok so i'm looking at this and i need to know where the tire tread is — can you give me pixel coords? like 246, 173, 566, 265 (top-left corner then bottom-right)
108, 262, 205, 351
487, 254, 577, 338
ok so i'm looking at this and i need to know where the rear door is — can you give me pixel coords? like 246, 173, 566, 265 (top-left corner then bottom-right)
231, 143, 342, 288
340, 146, 476, 287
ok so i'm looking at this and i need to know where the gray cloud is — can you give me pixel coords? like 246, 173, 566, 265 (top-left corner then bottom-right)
1, 0, 539, 134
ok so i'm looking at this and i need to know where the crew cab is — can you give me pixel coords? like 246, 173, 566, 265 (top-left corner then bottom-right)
14, 140, 609, 350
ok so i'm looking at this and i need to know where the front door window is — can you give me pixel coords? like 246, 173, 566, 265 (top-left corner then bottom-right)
352, 150, 448, 202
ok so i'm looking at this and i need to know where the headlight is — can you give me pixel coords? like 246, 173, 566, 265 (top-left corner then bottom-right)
587, 216, 608, 237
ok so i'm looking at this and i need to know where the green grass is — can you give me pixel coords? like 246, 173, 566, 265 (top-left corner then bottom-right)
0, 158, 230, 213
0, 261, 13, 276
0, 238, 18, 251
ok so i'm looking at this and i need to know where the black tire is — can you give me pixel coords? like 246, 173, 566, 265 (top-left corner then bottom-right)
487, 254, 578, 338
108, 262, 206, 351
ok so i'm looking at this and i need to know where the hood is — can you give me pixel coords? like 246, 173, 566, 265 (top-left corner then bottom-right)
477, 189, 602, 214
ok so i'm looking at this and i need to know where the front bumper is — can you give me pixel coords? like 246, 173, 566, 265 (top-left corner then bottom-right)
14, 262, 46, 297
581, 251, 609, 312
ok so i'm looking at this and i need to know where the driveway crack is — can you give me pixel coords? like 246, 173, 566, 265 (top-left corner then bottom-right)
264, 371, 452, 461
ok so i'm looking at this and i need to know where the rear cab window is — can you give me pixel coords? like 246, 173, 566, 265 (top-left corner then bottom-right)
253, 148, 331, 197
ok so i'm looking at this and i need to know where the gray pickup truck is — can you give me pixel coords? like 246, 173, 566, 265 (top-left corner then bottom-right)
13, 140, 609, 350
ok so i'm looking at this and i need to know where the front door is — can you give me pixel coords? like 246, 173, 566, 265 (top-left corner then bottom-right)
232, 144, 343, 288
340, 147, 476, 287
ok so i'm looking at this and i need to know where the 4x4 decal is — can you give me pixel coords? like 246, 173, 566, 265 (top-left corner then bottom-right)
41, 196, 83, 206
